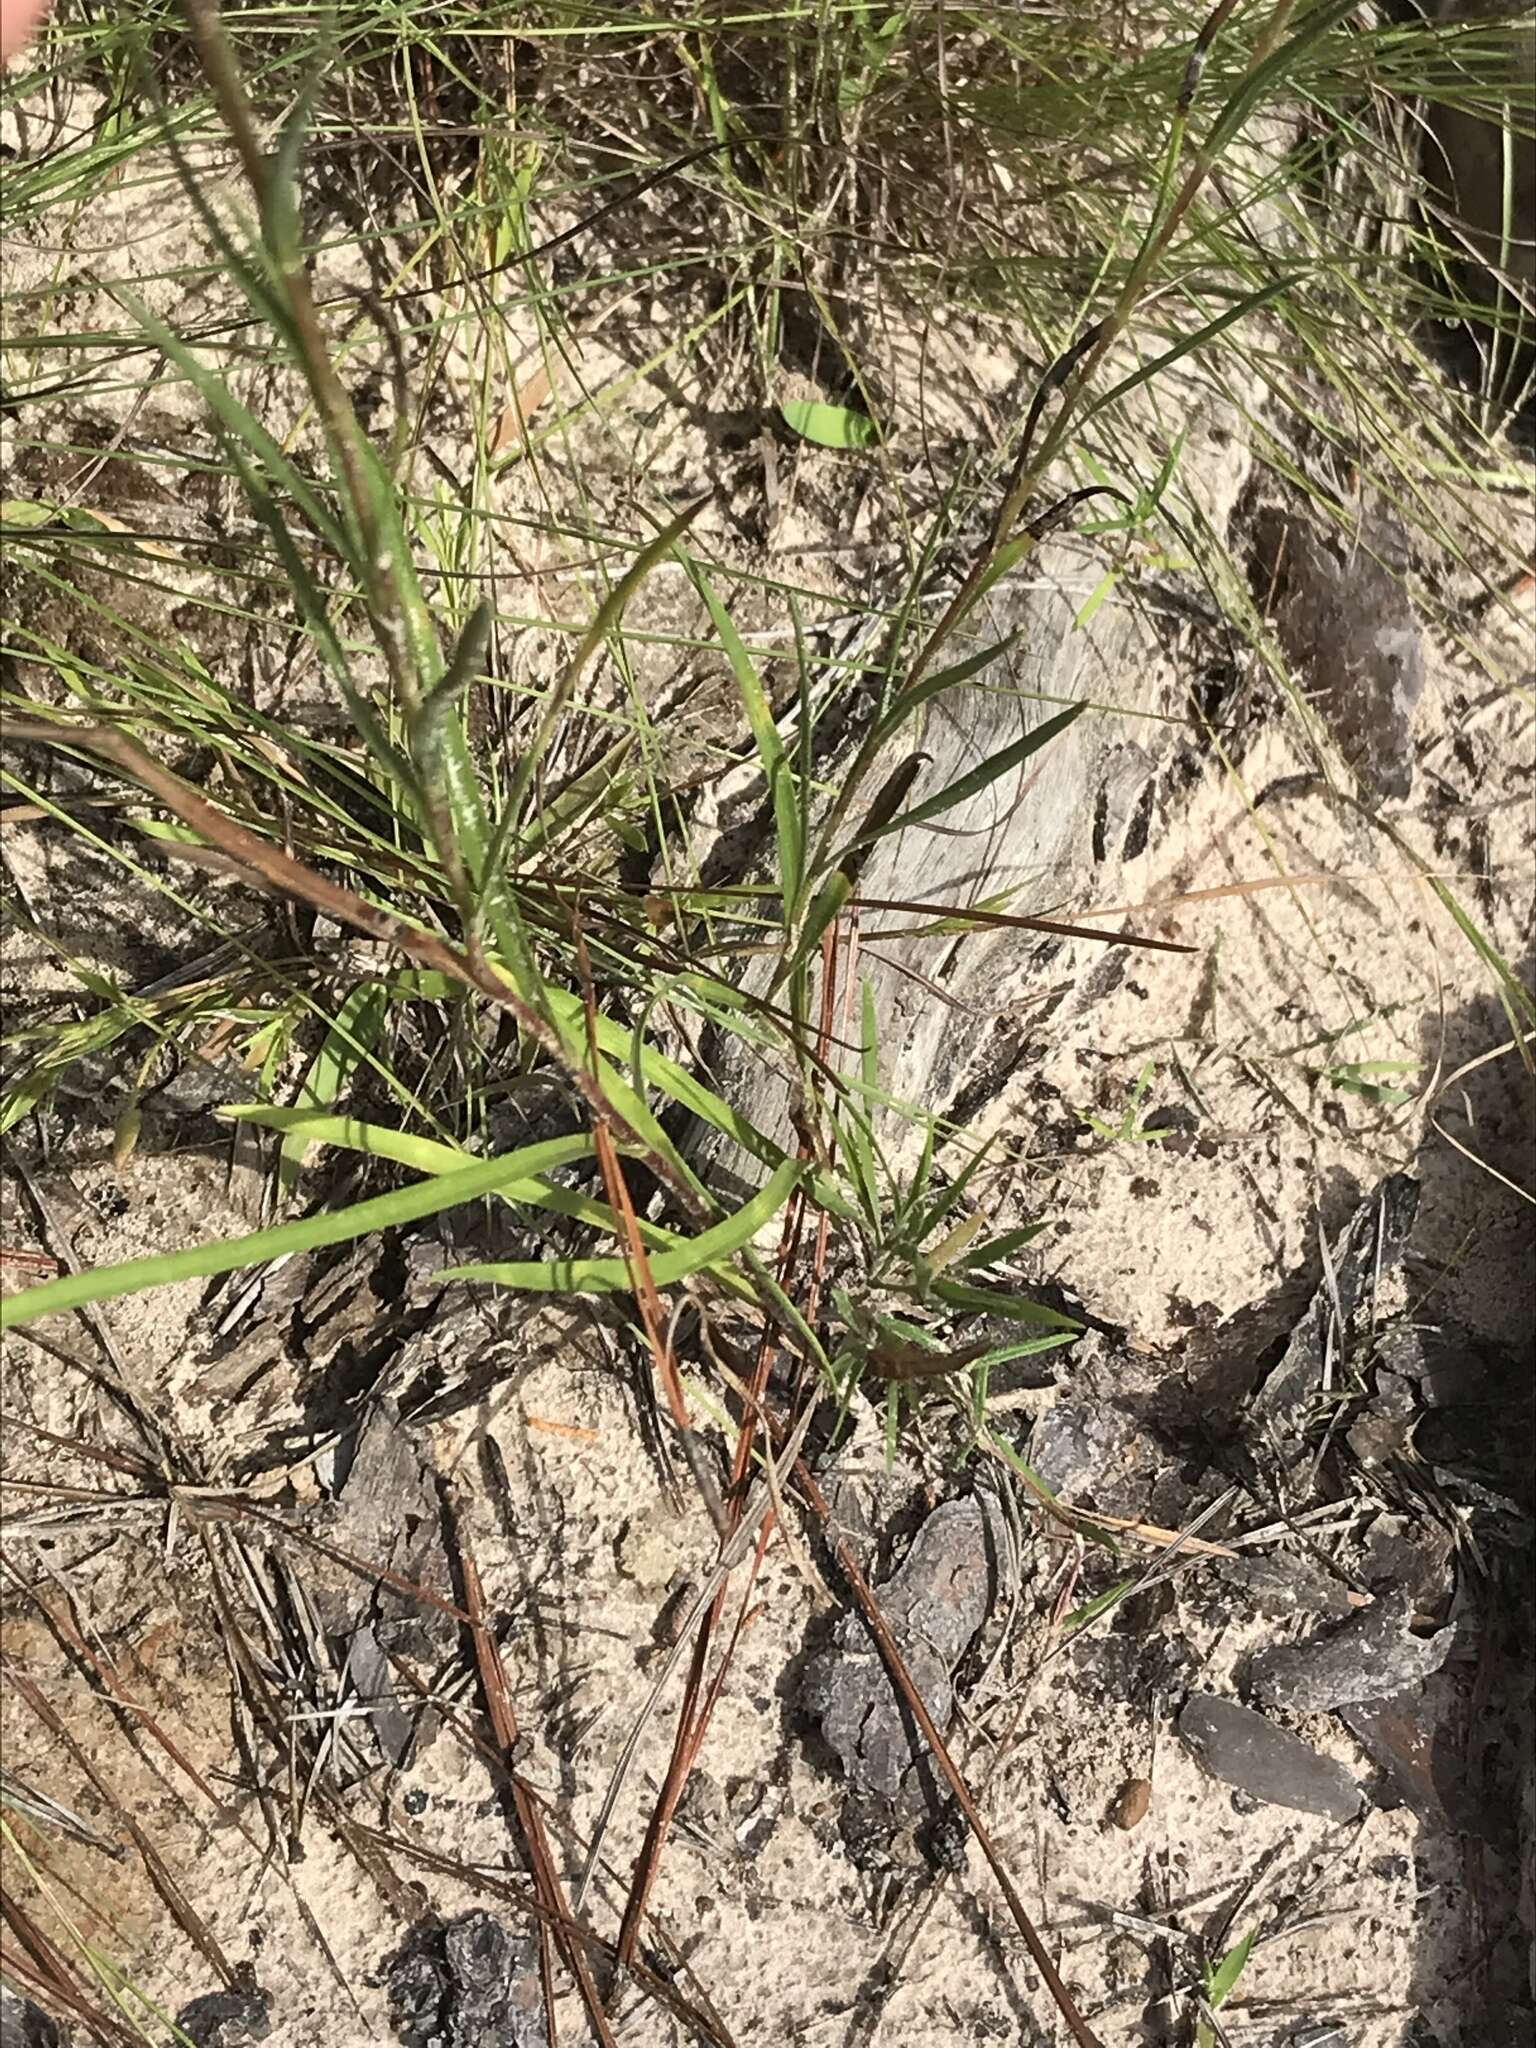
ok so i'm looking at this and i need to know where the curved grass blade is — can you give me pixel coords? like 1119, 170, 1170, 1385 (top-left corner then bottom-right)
440, 1158, 803, 1295
688, 560, 805, 914
260, 72, 321, 274
0, 1140, 594, 1331
279, 979, 388, 1191
493, 499, 707, 871
870, 632, 1024, 752
853, 702, 1087, 846
1076, 275, 1300, 429
1203, 0, 1363, 162
114, 288, 349, 560
219, 1106, 712, 1268
929, 1275, 1080, 1331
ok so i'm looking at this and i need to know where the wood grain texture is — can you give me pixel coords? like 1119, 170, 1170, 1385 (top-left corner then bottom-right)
691, 544, 1178, 1187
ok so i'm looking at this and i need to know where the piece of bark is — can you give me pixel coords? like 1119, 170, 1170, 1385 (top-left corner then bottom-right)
804, 1492, 1008, 1818
1246, 1592, 1457, 1714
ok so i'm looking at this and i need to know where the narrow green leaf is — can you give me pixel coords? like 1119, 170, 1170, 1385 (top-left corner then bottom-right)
1, 499, 59, 530
864, 702, 1086, 842
278, 980, 389, 1190
1076, 568, 1119, 628
884, 1115, 938, 1247
970, 529, 1040, 609
440, 1157, 803, 1294
780, 400, 879, 450
1366, 816, 1536, 1041
947, 1222, 1048, 1273
882, 1383, 902, 1467
872, 632, 1023, 751
1207, 1926, 1258, 2009
498, 499, 706, 860
231, 455, 415, 793
1079, 276, 1300, 428
222, 1106, 704, 1262
909, 1138, 999, 1264
930, 1277, 1080, 1330
1062, 1577, 1136, 1634
382, 970, 459, 1001
860, 977, 880, 1096
224, 1105, 507, 1174
511, 736, 636, 865
411, 597, 497, 899
1204, 0, 1363, 162
1, 1067, 64, 1137
261, 73, 320, 274
538, 986, 699, 1187
594, 993, 859, 1225
831, 977, 880, 1225
835, 1102, 881, 1232
967, 1331, 1077, 1374
116, 288, 350, 560
841, 750, 929, 860
0, 1141, 597, 1331
413, 601, 493, 767
690, 561, 804, 913
776, 868, 853, 992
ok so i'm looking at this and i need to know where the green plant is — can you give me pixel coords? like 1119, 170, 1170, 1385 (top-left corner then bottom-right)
1079, 1057, 1177, 1144
1195, 1921, 1259, 2046
4, 4, 1533, 2041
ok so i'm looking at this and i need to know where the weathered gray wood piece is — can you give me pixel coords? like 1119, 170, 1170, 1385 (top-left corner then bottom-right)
688, 545, 1177, 1189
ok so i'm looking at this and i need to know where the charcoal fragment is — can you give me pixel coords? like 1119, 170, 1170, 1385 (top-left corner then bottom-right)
384, 1911, 545, 2048
1249, 1174, 1419, 1485
173, 1989, 270, 2047
1247, 1592, 1457, 1714
0, 1988, 65, 2048
1216, 1552, 1357, 1622
803, 1493, 1007, 1818
1342, 1677, 1511, 1843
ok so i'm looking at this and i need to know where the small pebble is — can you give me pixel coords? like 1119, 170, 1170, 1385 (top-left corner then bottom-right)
1111, 1776, 1151, 1830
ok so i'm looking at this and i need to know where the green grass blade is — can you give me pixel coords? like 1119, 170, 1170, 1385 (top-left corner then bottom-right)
260, 71, 320, 273
496, 499, 706, 864
224, 1104, 549, 1175
279, 979, 388, 1190
907, 1136, 1000, 1245
856, 702, 1086, 843
1207, 1925, 1258, 2008
1078, 275, 1301, 428
440, 1156, 804, 1294
929, 1276, 1080, 1331
222, 1105, 709, 1260
969, 1331, 1078, 1374
872, 632, 1024, 751
0, 1141, 593, 1330
775, 868, 853, 994
116, 288, 351, 559
689, 557, 805, 914
1203, 0, 1364, 163
947, 1222, 1049, 1274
